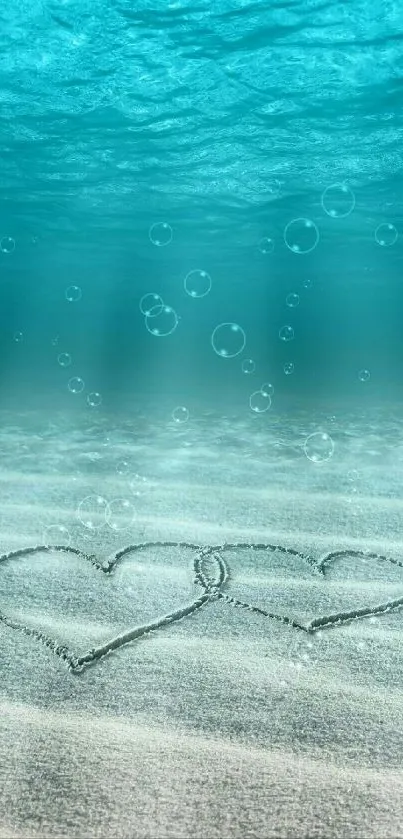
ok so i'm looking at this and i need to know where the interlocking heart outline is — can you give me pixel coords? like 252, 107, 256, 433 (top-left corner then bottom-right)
1, 540, 402, 674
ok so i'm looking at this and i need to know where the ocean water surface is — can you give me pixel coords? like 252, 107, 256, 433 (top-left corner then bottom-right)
0, 0, 402, 410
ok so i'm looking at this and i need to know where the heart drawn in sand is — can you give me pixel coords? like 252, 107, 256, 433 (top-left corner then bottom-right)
198, 541, 403, 632
1, 540, 403, 674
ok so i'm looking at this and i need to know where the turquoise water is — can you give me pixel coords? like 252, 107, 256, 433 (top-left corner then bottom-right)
0, 0, 402, 411
2, 9, 403, 835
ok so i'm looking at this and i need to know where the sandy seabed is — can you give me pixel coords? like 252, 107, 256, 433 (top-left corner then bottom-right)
1, 403, 403, 838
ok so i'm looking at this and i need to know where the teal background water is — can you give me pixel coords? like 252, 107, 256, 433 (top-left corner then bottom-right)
2, 9, 403, 838
0, 0, 402, 412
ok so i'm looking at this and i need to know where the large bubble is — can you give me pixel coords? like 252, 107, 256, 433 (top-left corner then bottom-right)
249, 390, 271, 413
149, 222, 173, 246
105, 498, 136, 531
284, 218, 319, 254
184, 269, 212, 298
139, 293, 164, 316
321, 183, 355, 218
77, 495, 108, 531
304, 432, 334, 463
211, 323, 246, 358
42, 524, 71, 547
145, 305, 179, 336
374, 223, 398, 247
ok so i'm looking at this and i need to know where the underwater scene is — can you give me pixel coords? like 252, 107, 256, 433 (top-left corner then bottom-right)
1, 1, 403, 837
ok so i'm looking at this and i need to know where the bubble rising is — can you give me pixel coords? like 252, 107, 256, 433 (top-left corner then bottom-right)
42, 524, 71, 548
65, 285, 82, 302
375, 223, 398, 247
284, 218, 319, 255
258, 237, 275, 255
139, 293, 164, 317
58, 352, 72, 368
172, 406, 189, 423
106, 498, 136, 532
241, 359, 255, 374
145, 305, 179, 337
149, 222, 173, 247
249, 390, 272, 413
77, 495, 108, 531
279, 325, 295, 342
0, 236, 15, 254
68, 376, 85, 394
184, 269, 212, 299
211, 322, 246, 359
87, 392, 102, 407
260, 382, 274, 397
286, 293, 300, 308
304, 432, 335, 463
321, 183, 356, 218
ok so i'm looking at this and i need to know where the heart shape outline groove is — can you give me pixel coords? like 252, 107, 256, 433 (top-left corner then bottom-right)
1, 540, 403, 674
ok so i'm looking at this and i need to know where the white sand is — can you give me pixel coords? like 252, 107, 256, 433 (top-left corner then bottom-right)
1, 406, 403, 838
